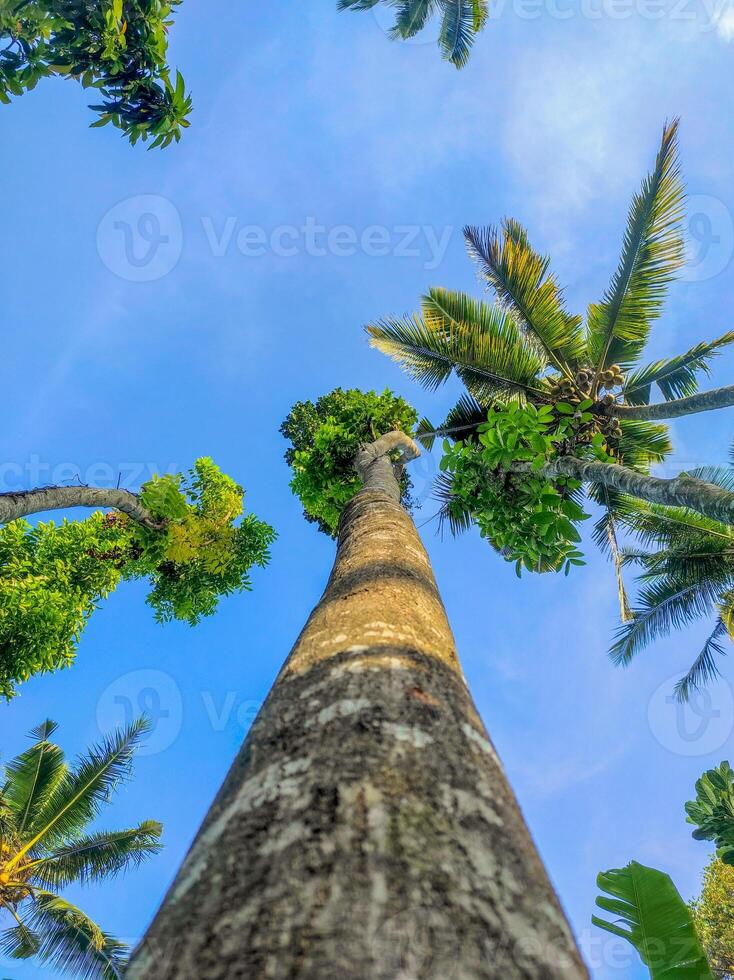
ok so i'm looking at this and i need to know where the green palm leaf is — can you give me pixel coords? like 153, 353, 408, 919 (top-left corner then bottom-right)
3, 720, 66, 835
587, 119, 685, 374
391, 0, 438, 37
10, 717, 151, 866
20, 891, 128, 980
29, 821, 163, 889
366, 287, 546, 402
623, 331, 734, 405
616, 420, 671, 470
416, 392, 489, 449
610, 575, 724, 666
593, 861, 714, 979
438, 0, 478, 67
464, 218, 586, 371
673, 617, 729, 704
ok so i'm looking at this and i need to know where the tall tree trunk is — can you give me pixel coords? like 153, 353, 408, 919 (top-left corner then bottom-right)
127, 435, 588, 980
611, 384, 734, 421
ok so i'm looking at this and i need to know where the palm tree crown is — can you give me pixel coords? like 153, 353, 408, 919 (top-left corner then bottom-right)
368, 119, 734, 602
0, 717, 162, 979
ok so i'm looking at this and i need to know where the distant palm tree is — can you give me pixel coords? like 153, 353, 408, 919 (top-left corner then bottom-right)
337, 0, 488, 67
0, 717, 162, 979
368, 119, 734, 601
610, 459, 734, 701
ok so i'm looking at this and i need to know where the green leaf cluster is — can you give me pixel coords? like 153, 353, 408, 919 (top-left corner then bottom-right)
438, 401, 599, 574
0, 0, 191, 146
686, 762, 734, 866
0, 458, 275, 699
281, 388, 418, 537
593, 861, 714, 980
0, 717, 161, 978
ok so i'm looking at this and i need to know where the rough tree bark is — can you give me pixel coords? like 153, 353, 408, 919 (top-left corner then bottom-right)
0, 485, 164, 530
127, 432, 588, 980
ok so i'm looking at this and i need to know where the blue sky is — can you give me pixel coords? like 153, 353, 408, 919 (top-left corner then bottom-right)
2, 2, 734, 977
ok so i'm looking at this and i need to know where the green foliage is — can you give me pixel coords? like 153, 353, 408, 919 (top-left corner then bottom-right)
336, 0, 488, 68
0, 0, 191, 146
593, 861, 714, 979
281, 388, 418, 537
686, 763, 734, 866
0, 458, 275, 699
0, 717, 161, 979
438, 401, 598, 573
691, 857, 734, 979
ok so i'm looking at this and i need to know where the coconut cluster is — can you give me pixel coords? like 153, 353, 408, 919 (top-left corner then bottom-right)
546, 364, 626, 450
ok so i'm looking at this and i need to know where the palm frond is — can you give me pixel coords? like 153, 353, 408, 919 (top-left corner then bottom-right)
673, 616, 729, 703
391, 0, 438, 37
438, 0, 478, 67
434, 472, 475, 537
416, 393, 488, 449
587, 119, 685, 373
464, 218, 586, 371
3, 720, 67, 836
616, 420, 672, 470
21, 892, 128, 980
610, 575, 723, 666
12, 717, 150, 865
622, 331, 734, 405
366, 288, 546, 402
29, 822, 163, 889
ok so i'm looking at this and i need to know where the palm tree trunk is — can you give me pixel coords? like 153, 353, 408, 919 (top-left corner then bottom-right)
127, 434, 588, 980
611, 384, 734, 420
534, 456, 734, 525
0, 486, 164, 530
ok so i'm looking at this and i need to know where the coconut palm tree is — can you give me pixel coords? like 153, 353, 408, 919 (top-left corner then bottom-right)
337, 0, 488, 67
609, 470, 734, 701
367, 119, 734, 591
0, 717, 162, 979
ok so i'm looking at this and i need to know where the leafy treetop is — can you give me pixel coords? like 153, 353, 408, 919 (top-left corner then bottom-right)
0, 0, 191, 146
281, 388, 418, 537
0, 457, 275, 699
691, 857, 734, 980
687, 762, 734, 866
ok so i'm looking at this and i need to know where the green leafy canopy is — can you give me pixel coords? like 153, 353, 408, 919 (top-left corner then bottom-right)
0, 458, 276, 699
281, 388, 418, 537
0, 1, 191, 146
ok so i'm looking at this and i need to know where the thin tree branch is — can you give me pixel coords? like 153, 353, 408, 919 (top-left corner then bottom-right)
0, 486, 165, 531
610, 384, 734, 420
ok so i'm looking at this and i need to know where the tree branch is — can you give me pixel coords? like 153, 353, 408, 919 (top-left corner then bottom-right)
523, 457, 734, 526
0, 486, 166, 531
610, 384, 734, 420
